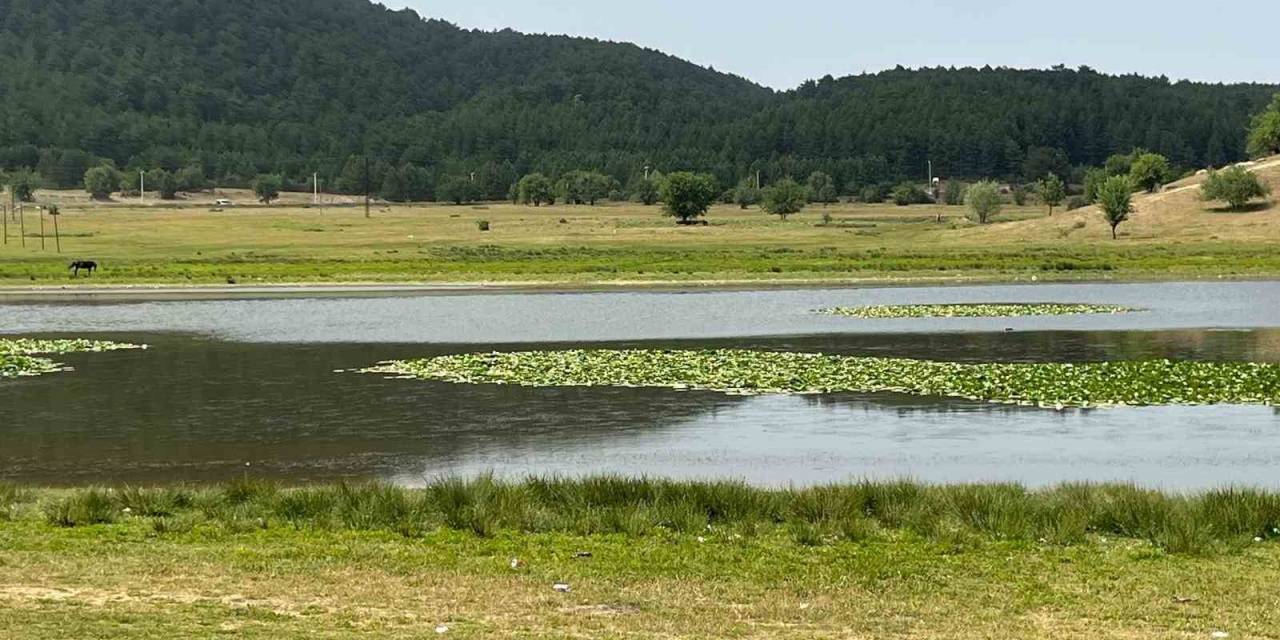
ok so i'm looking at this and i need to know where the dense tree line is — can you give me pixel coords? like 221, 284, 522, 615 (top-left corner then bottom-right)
0, 0, 1276, 202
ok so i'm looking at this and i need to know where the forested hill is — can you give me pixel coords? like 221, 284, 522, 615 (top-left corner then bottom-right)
0, 0, 1276, 200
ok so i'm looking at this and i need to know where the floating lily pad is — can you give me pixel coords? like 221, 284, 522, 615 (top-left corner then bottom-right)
816, 303, 1137, 319
0, 339, 146, 379
366, 349, 1280, 408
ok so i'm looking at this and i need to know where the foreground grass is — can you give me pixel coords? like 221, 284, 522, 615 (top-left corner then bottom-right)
2, 198, 1280, 287
2, 478, 1279, 638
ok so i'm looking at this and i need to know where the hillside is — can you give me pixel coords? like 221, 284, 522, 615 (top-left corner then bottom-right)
0, 0, 1276, 201
951, 156, 1280, 245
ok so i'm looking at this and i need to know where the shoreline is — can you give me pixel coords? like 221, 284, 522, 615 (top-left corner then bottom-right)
0, 272, 1265, 302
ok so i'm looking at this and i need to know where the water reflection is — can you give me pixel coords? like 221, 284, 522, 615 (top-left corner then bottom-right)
1, 328, 1279, 488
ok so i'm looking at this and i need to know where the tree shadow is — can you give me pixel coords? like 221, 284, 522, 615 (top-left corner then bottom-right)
1204, 201, 1274, 214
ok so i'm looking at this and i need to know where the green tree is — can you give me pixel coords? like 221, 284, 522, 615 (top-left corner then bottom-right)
517, 173, 555, 206
733, 177, 761, 209
761, 178, 808, 219
1096, 175, 1134, 239
1128, 152, 1171, 193
436, 176, 476, 205
83, 165, 121, 200
943, 180, 966, 205
176, 165, 208, 193
660, 172, 718, 223
965, 181, 1002, 224
1248, 93, 1280, 158
1011, 184, 1028, 206
1037, 173, 1066, 215
632, 173, 662, 206
149, 168, 178, 200
1200, 166, 1271, 211
558, 171, 611, 205
252, 174, 283, 204
891, 182, 927, 206
859, 184, 888, 204
6, 168, 41, 202
806, 171, 838, 205
1082, 167, 1108, 203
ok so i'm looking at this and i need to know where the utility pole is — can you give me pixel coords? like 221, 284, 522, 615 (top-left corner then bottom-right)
756, 170, 761, 190
363, 156, 371, 219
644, 165, 651, 180
140, 170, 146, 204
313, 172, 319, 206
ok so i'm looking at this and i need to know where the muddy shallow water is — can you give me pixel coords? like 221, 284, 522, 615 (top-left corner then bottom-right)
2, 281, 1279, 488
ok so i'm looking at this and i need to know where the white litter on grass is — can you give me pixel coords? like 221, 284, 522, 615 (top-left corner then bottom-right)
1211, 632, 1230, 639
510, 557, 525, 569
434, 624, 449, 634
553, 583, 571, 593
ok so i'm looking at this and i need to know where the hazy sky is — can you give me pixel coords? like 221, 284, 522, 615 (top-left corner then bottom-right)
387, 0, 1277, 89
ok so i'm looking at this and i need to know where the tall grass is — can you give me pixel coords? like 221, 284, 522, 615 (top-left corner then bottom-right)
20, 477, 1280, 555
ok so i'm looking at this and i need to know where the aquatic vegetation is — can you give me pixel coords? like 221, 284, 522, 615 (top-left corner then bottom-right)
0, 338, 145, 379
366, 349, 1280, 408
817, 303, 1137, 319
14, 477, 1280, 554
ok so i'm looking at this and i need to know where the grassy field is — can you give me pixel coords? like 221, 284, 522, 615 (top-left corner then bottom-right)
2, 478, 1279, 639
1, 158, 1277, 288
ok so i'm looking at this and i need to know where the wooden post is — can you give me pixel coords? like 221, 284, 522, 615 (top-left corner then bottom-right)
18, 204, 25, 248
39, 207, 46, 251
51, 206, 61, 253
2, 203, 7, 245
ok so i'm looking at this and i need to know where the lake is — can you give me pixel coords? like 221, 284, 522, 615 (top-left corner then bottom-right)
3, 281, 1279, 488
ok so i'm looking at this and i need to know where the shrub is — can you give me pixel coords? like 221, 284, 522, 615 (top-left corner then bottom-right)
1201, 166, 1271, 210
859, 184, 888, 203
891, 182, 928, 206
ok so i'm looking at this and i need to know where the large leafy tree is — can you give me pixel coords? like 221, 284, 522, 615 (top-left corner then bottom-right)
660, 172, 718, 223
1248, 93, 1280, 158
761, 179, 808, 219
83, 166, 122, 200
517, 173, 555, 206
253, 174, 283, 205
6, 168, 41, 202
806, 172, 838, 205
1128, 153, 1171, 193
733, 178, 761, 209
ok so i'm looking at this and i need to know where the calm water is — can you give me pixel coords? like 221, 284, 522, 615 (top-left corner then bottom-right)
2, 281, 1280, 488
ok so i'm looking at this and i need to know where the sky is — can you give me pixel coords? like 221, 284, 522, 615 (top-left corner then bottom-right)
387, 0, 1277, 90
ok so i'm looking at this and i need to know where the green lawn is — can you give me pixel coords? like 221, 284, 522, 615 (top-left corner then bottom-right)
2, 198, 1278, 287
2, 479, 1278, 638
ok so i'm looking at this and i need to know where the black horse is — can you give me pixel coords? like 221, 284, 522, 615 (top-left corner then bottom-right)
69, 260, 98, 277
